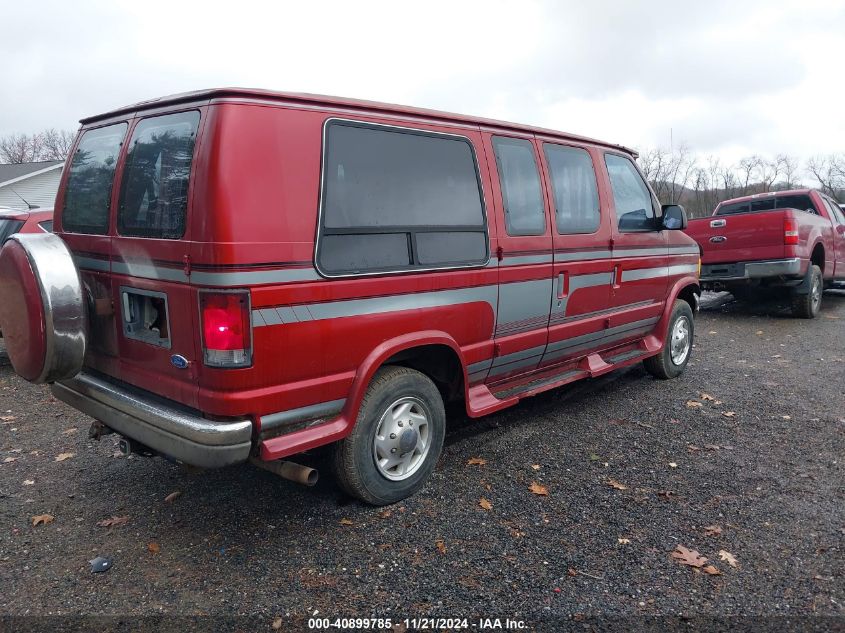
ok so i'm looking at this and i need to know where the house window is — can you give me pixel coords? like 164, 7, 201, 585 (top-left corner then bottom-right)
317, 121, 488, 275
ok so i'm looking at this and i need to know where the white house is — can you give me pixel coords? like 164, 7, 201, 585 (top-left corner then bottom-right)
0, 161, 64, 209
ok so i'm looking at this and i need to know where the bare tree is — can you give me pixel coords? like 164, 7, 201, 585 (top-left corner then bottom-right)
737, 155, 763, 195
806, 154, 845, 198
776, 154, 800, 189
40, 129, 75, 161
0, 129, 75, 163
756, 157, 781, 192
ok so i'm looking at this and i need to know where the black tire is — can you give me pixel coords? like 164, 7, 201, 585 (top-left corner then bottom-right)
644, 300, 695, 380
791, 265, 822, 319
333, 366, 445, 505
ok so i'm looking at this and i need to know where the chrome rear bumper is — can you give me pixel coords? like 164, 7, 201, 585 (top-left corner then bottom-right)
700, 257, 803, 281
51, 372, 253, 468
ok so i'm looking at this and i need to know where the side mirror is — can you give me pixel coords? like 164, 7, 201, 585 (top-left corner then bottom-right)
662, 204, 688, 230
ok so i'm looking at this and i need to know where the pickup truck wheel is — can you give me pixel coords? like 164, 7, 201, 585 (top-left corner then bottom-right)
334, 366, 445, 506
644, 300, 694, 380
791, 265, 822, 319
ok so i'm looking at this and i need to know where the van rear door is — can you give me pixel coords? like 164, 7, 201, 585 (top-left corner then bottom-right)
108, 109, 204, 408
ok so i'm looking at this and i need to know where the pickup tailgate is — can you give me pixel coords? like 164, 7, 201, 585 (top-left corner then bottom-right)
685, 211, 786, 265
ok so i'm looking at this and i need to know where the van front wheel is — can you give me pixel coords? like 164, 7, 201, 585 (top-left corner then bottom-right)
644, 300, 694, 380
334, 366, 445, 505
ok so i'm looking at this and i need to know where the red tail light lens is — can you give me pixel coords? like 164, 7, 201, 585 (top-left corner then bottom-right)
199, 290, 252, 367
784, 218, 799, 246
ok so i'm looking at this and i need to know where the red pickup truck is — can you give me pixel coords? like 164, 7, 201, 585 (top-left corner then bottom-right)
685, 189, 845, 317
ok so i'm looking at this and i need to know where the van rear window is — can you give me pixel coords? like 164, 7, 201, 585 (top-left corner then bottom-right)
62, 123, 128, 234
117, 111, 200, 239
318, 121, 488, 275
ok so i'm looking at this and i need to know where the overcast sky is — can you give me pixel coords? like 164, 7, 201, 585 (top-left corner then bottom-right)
2, 0, 843, 166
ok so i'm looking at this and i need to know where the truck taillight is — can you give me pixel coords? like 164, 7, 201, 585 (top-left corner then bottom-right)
784, 218, 799, 246
199, 290, 252, 368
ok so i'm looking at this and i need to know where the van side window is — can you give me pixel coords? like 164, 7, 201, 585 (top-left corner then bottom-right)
492, 137, 546, 236
605, 153, 657, 232
117, 111, 200, 239
543, 143, 600, 234
318, 121, 488, 275
62, 123, 128, 234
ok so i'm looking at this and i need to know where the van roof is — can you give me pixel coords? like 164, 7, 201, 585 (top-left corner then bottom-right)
80, 87, 638, 156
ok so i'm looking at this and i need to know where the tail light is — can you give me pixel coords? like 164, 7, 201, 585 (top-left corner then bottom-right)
199, 290, 252, 368
784, 218, 799, 245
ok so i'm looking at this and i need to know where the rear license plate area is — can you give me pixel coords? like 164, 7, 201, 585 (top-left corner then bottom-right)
120, 287, 171, 349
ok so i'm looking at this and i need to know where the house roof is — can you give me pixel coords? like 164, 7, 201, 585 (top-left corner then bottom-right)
0, 161, 63, 188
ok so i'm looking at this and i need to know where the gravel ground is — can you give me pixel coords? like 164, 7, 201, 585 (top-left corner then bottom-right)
1, 291, 843, 631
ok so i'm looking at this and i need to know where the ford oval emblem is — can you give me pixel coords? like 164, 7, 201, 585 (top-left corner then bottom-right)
170, 354, 189, 369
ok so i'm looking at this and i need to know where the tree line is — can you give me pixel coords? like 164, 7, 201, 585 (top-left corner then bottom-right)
637, 146, 845, 218
0, 129, 76, 164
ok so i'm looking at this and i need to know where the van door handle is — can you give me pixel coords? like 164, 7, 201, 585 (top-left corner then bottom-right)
556, 272, 567, 299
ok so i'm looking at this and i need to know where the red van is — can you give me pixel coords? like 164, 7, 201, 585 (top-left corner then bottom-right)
0, 89, 700, 505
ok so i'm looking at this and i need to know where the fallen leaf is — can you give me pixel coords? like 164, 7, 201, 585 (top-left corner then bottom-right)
669, 462, 678, 468
718, 549, 738, 567
147, 542, 160, 554
31, 514, 54, 527
782, 415, 791, 420
466, 457, 487, 466
378, 510, 391, 519
435, 540, 446, 555
164, 491, 182, 503
607, 479, 628, 490
23, 479, 34, 486
701, 393, 715, 401
0, 415, 16, 422
687, 445, 701, 452
3, 457, 17, 463
671, 545, 707, 568
531, 464, 541, 470
62, 428, 78, 436
97, 516, 129, 528
567, 568, 578, 577
588, 453, 601, 461
722, 411, 736, 418
479, 497, 493, 510
756, 330, 764, 335
529, 482, 549, 496
618, 538, 631, 544
272, 616, 283, 630
55, 452, 75, 462
703, 525, 723, 537
686, 401, 703, 408
702, 564, 722, 575
339, 518, 354, 526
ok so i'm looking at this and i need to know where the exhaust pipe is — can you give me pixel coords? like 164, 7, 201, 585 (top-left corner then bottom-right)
250, 457, 319, 486
117, 437, 155, 457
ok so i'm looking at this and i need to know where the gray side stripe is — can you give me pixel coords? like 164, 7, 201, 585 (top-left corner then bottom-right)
545, 317, 659, 354
543, 325, 654, 363
502, 254, 553, 266
668, 264, 699, 276
621, 264, 699, 282
112, 261, 186, 282
467, 359, 493, 374
254, 285, 498, 327
550, 271, 613, 322
191, 268, 323, 285
614, 246, 700, 258
261, 398, 346, 431
75, 256, 110, 272
491, 344, 546, 368
554, 250, 611, 263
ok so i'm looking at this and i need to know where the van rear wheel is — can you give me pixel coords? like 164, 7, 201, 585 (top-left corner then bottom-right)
334, 366, 445, 505
644, 300, 694, 380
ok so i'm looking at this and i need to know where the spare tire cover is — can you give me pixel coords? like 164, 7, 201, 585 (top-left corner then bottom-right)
0, 233, 86, 383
